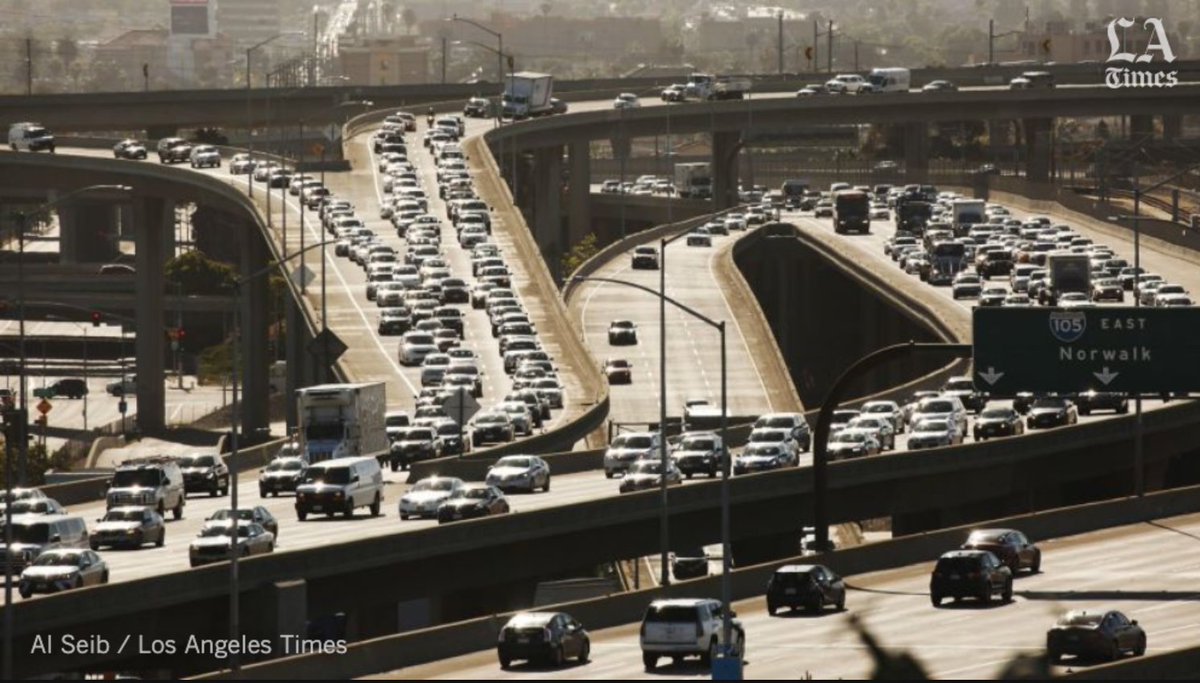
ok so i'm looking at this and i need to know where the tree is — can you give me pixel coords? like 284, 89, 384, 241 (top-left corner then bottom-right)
55, 38, 78, 69
164, 250, 236, 296
401, 7, 417, 35
540, 1, 552, 17
560, 232, 600, 279
0, 443, 67, 489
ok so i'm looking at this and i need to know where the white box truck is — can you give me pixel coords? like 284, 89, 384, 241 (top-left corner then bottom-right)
674, 162, 712, 199
502, 72, 554, 119
685, 73, 751, 101
296, 383, 389, 464
950, 199, 987, 237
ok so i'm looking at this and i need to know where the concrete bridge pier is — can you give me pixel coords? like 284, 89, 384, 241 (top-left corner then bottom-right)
1161, 114, 1182, 141
1129, 114, 1154, 141
712, 130, 741, 210
1023, 117, 1052, 184
567, 140, 591, 248
532, 146, 563, 278
57, 199, 124, 264
132, 196, 167, 433
239, 226, 271, 437
284, 296, 318, 433
904, 122, 929, 183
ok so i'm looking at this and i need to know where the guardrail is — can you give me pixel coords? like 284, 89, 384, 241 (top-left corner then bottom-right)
210, 481, 1200, 679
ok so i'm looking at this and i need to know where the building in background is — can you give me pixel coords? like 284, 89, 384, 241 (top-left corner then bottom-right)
338, 36, 430, 85
214, 0, 282, 48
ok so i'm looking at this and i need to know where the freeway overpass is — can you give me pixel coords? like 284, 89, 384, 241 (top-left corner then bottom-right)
8, 85, 1200, 677
6, 60, 1199, 134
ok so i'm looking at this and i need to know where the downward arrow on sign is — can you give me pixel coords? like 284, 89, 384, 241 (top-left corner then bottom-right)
977, 367, 1005, 386
1093, 367, 1120, 385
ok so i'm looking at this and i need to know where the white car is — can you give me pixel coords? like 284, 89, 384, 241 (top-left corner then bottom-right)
825, 74, 867, 94
398, 476, 465, 520
613, 93, 641, 109
399, 331, 438, 366
603, 431, 661, 478
485, 455, 551, 493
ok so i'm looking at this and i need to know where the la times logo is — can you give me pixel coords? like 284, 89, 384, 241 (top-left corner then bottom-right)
1106, 17, 1178, 88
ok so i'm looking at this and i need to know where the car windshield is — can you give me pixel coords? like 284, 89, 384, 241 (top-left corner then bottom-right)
752, 430, 787, 442
103, 510, 143, 522
179, 455, 216, 468
406, 334, 435, 345
745, 445, 781, 456
302, 467, 351, 485
1033, 398, 1068, 409
681, 438, 715, 451
630, 461, 663, 474
458, 488, 490, 499
833, 432, 867, 443
477, 414, 506, 425
32, 552, 80, 567
111, 470, 160, 487
920, 400, 955, 413
935, 556, 982, 572
406, 429, 435, 441
966, 530, 1006, 544
915, 419, 950, 432
209, 509, 254, 522
497, 457, 531, 468
944, 380, 973, 391
624, 436, 654, 448
1057, 612, 1104, 627
266, 459, 303, 472
5, 522, 49, 544
762, 416, 798, 427
200, 525, 253, 538
644, 605, 701, 623
980, 409, 1013, 419
413, 479, 457, 492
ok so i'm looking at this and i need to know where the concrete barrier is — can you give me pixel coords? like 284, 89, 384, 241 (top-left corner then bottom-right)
213, 482, 1200, 680
1058, 645, 1200, 679
407, 448, 605, 483
40, 475, 111, 507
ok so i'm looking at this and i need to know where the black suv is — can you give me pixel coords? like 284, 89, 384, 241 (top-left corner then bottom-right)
177, 453, 230, 497
32, 378, 88, 399
929, 550, 1013, 607
767, 564, 846, 614
156, 137, 193, 164
670, 547, 709, 580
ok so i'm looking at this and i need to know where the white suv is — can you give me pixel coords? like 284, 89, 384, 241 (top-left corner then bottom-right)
909, 395, 969, 438
639, 598, 745, 671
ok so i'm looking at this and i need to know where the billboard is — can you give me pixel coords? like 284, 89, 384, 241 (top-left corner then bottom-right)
171, 0, 210, 36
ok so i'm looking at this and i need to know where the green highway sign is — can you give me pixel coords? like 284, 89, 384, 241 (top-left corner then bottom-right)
972, 307, 1200, 395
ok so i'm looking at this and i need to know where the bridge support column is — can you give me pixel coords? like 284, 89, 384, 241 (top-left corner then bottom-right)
567, 140, 591, 249
1161, 114, 1182, 141
245, 579, 307, 657
133, 196, 167, 433
57, 200, 122, 264
284, 297, 315, 432
240, 229, 270, 437
1129, 114, 1154, 141
903, 122, 929, 183
1023, 118, 1052, 184
986, 120, 1009, 150
532, 146, 563, 278
712, 131, 741, 210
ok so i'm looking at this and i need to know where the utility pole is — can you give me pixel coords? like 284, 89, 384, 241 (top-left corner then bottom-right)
854, 41, 859, 71
827, 21, 833, 73
777, 12, 784, 74
142, 63, 149, 92
25, 38, 32, 95
441, 35, 448, 83
989, 19, 994, 65
813, 21, 819, 74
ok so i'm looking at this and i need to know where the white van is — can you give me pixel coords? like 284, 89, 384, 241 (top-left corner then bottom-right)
8, 122, 55, 152
294, 456, 383, 520
866, 68, 911, 93
3, 514, 89, 572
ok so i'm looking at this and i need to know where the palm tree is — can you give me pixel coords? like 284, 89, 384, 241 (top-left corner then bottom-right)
401, 7, 417, 35
539, 1, 552, 17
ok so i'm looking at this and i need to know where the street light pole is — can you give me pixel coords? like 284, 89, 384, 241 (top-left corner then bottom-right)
449, 15, 503, 86
227, 238, 334, 675
246, 32, 303, 200
572, 274, 730, 642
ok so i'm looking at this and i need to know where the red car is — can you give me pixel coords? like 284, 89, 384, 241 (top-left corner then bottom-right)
604, 359, 632, 384
961, 528, 1041, 574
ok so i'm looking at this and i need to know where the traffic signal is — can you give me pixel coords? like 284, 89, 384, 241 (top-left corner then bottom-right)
1042, 38, 1052, 54
177, 327, 185, 341
91, 311, 102, 327
805, 46, 814, 61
